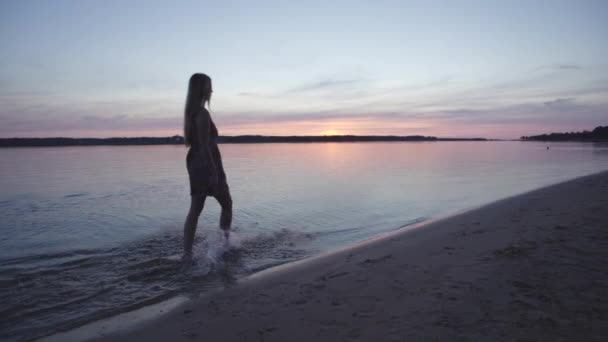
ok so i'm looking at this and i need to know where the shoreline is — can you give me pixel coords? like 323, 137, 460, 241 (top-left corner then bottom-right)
0, 136, 489, 148
44, 170, 608, 341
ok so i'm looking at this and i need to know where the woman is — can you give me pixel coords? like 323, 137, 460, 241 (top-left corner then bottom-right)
182, 73, 232, 259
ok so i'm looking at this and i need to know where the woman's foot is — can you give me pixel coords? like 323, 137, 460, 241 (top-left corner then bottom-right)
181, 252, 193, 265
221, 226, 230, 240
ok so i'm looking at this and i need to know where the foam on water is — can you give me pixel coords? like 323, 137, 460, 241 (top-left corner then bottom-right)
0, 228, 312, 341
204, 231, 243, 264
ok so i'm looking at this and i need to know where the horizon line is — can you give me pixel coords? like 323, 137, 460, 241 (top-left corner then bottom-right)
0, 134, 495, 140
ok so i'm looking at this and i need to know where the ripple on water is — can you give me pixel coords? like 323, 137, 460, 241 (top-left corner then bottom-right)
0, 228, 315, 341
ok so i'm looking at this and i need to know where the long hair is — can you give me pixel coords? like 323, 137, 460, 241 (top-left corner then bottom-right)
184, 73, 212, 146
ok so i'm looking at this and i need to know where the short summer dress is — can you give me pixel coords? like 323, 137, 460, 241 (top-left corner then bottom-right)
186, 110, 229, 197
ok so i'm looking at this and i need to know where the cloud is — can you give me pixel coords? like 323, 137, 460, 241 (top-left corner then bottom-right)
3, 97, 606, 139
533, 63, 583, 72
247, 75, 366, 94
0, 96, 183, 137
554, 64, 582, 70
543, 97, 574, 107
2, 64, 607, 139
438, 99, 607, 126
238, 92, 260, 97
0, 113, 179, 136
286, 78, 362, 93
211, 95, 608, 138
234, 76, 371, 104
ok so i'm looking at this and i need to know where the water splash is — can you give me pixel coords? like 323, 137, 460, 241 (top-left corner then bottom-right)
204, 231, 236, 263
0, 228, 315, 341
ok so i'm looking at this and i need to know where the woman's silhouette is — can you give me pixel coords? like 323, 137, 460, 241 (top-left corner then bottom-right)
182, 73, 232, 259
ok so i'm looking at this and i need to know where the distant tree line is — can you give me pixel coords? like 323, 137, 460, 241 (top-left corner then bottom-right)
218, 135, 441, 143
0, 135, 489, 147
0, 136, 185, 147
521, 126, 608, 142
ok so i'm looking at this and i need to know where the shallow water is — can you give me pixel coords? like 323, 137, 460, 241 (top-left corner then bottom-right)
1, 141, 608, 341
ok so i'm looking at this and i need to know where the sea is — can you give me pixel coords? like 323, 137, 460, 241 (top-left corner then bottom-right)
1, 141, 607, 341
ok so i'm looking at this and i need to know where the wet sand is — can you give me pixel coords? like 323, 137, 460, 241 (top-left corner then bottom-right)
89, 171, 608, 341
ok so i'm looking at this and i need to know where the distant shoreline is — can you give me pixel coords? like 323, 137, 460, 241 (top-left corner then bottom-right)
521, 125, 608, 142
4, 125, 606, 147
0, 135, 490, 147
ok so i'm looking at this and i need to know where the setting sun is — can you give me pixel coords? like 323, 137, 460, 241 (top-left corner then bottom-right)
320, 129, 343, 136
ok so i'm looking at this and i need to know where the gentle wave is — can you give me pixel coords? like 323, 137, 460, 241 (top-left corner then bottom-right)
0, 228, 318, 341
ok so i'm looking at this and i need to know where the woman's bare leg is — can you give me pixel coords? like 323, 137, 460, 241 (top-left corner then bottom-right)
214, 185, 233, 238
183, 194, 206, 258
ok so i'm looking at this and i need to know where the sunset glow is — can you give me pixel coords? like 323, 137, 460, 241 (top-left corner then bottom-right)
319, 129, 343, 136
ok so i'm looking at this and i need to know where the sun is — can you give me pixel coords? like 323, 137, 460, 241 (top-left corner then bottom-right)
320, 129, 343, 136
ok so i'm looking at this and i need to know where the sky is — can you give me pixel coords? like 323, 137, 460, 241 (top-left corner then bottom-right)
1, 0, 607, 139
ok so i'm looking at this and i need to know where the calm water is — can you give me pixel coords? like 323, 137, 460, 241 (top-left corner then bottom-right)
1, 141, 608, 340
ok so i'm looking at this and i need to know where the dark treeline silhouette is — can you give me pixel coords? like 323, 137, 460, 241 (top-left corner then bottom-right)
217, 135, 487, 143
0, 136, 185, 147
0, 135, 488, 147
521, 126, 608, 142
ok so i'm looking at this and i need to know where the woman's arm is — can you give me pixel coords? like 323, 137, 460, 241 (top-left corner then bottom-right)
195, 109, 218, 178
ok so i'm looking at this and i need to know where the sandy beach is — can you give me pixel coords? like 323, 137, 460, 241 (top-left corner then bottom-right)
76, 171, 608, 341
